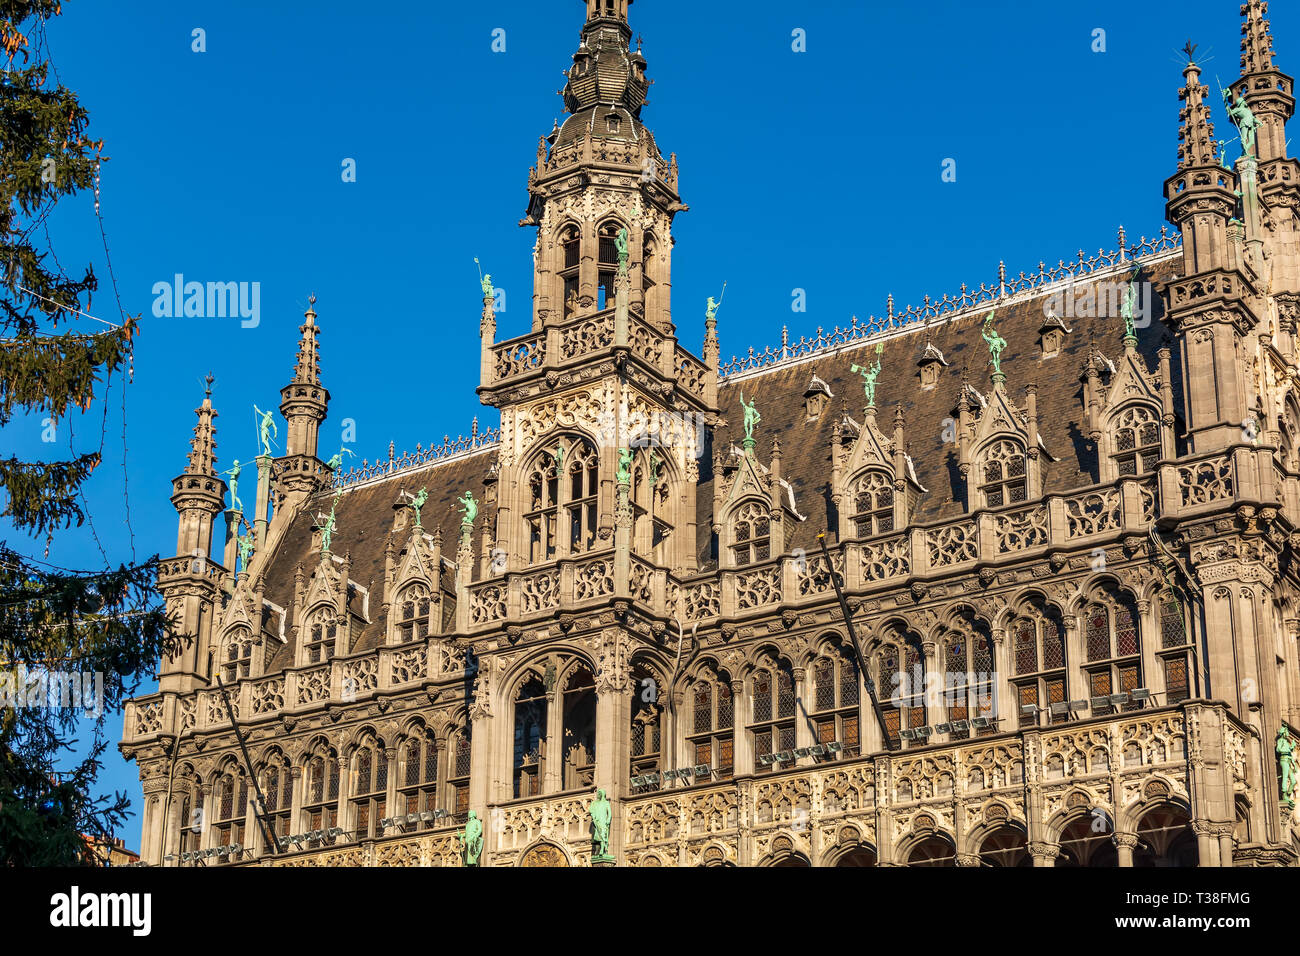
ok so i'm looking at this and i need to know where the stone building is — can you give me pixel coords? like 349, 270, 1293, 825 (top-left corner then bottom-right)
122, 0, 1300, 866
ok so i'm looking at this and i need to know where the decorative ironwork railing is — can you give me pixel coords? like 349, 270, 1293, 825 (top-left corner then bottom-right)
333, 420, 501, 490
718, 226, 1182, 378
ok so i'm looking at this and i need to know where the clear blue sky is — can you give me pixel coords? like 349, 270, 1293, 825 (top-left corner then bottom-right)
5, 0, 1291, 843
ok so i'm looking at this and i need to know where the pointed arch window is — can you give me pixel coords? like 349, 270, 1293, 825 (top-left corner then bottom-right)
688, 668, 734, 780
630, 447, 672, 558
879, 637, 925, 748
731, 500, 771, 568
449, 728, 472, 820
350, 740, 388, 840
560, 224, 581, 319
177, 784, 202, 855
641, 233, 657, 294
1113, 405, 1161, 476
221, 625, 254, 683
396, 582, 433, 642
980, 439, 1028, 508
630, 662, 663, 792
750, 661, 796, 773
259, 757, 293, 845
812, 645, 860, 759
399, 729, 438, 826
212, 767, 248, 849
526, 440, 601, 561
597, 220, 622, 309
303, 752, 340, 848
304, 606, 338, 665
562, 667, 597, 791
1158, 591, 1192, 704
513, 676, 547, 798
944, 628, 995, 739
851, 470, 894, 538
1012, 611, 1067, 727
1083, 600, 1142, 715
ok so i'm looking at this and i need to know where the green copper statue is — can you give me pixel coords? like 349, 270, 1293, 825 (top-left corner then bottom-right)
456, 491, 479, 527
224, 460, 243, 513
460, 809, 483, 866
589, 788, 613, 861
850, 342, 885, 407
1223, 87, 1259, 158
739, 391, 761, 445
320, 505, 337, 554
552, 441, 567, 472
648, 449, 661, 488
1279, 727, 1297, 806
981, 310, 1007, 376
1121, 264, 1141, 341
325, 446, 354, 474
616, 447, 634, 485
253, 405, 277, 457
705, 295, 721, 324
615, 227, 629, 275
410, 487, 428, 529
235, 526, 254, 572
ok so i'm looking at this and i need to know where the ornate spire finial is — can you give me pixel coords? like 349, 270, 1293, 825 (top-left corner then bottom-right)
1182, 40, 1199, 65
291, 297, 323, 386
204, 372, 214, 398
1240, 1, 1275, 75
1177, 48, 1219, 169
186, 382, 219, 478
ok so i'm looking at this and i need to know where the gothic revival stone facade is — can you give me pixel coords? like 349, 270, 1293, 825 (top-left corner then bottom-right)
122, 0, 1300, 867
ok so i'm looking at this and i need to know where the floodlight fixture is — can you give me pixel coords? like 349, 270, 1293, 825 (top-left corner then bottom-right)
1068, 700, 1088, 712
1090, 696, 1111, 710
1020, 704, 1039, 717
1108, 693, 1128, 706
899, 729, 916, 741
826, 741, 843, 753
1130, 688, 1152, 702
693, 764, 710, 777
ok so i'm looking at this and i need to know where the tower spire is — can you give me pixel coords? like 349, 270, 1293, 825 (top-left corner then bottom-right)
278, 295, 331, 498
1177, 46, 1220, 170
1232, 1, 1295, 164
185, 373, 219, 478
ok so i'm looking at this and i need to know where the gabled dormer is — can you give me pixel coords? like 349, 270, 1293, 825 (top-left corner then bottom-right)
831, 404, 923, 540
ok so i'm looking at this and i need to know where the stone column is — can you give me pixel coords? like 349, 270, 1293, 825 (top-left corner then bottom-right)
383, 747, 398, 836
730, 679, 749, 776
1112, 831, 1138, 867
288, 765, 304, 842
793, 666, 814, 761
1214, 823, 1235, 867
1028, 841, 1060, 867
1192, 819, 1219, 866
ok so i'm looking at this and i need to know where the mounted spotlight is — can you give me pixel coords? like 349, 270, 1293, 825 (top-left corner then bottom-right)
1130, 688, 1151, 702
793, 747, 811, 758
899, 729, 916, 741
419, 811, 435, 823
1089, 696, 1111, 710
935, 723, 953, 735
914, 726, 933, 739
1020, 704, 1039, 717
1049, 702, 1069, 716
810, 744, 826, 756
1068, 700, 1088, 712
693, 764, 710, 777
1108, 693, 1128, 706
971, 717, 994, 730
826, 741, 843, 753
757, 755, 773, 766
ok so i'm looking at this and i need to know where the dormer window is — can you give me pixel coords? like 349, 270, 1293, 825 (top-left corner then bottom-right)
803, 374, 832, 420
1113, 405, 1161, 476
606, 114, 621, 134
980, 439, 1028, 508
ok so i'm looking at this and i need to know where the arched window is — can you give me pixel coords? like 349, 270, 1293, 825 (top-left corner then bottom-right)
560, 224, 580, 319
303, 606, 338, 665
513, 676, 547, 798
812, 644, 860, 759
259, 756, 292, 846
630, 447, 672, 559
1012, 610, 1067, 727
1158, 591, 1192, 704
980, 439, 1028, 507
879, 635, 925, 748
212, 767, 248, 849
1083, 599, 1142, 714
350, 740, 387, 840
220, 626, 254, 683
851, 471, 894, 538
596, 220, 622, 309
303, 751, 340, 848
449, 728, 472, 821
750, 660, 796, 773
688, 667, 734, 780
642, 233, 657, 295
943, 625, 995, 739
526, 440, 600, 561
176, 776, 202, 856
630, 662, 663, 792
731, 500, 771, 567
562, 667, 597, 790
1113, 405, 1161, 476
399, 729, 438, 826
396, 583, 433, 642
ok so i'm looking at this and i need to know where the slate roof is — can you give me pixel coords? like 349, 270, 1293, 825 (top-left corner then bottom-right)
251, 249, 1184, 673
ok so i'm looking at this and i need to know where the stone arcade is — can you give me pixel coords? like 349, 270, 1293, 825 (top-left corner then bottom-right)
123, 0, 1300, 866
